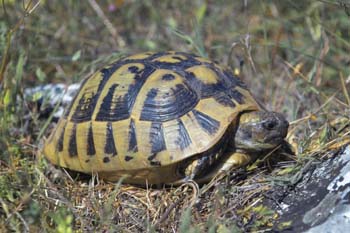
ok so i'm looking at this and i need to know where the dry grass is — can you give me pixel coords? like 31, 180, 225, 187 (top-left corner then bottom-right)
0, 1, 349, 232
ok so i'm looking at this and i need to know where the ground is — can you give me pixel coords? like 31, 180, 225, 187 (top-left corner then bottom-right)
0, 1, 349, 232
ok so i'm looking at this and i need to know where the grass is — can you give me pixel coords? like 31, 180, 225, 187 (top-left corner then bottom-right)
0, 0, 349, 232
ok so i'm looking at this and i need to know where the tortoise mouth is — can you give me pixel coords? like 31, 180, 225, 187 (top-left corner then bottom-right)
262, 133, 286, 146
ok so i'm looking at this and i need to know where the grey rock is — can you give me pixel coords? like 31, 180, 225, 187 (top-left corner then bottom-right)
266, 145, 350, 232
304, 146, 350, 233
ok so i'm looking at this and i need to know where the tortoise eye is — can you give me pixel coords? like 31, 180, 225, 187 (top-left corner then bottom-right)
263, 120, 277, 130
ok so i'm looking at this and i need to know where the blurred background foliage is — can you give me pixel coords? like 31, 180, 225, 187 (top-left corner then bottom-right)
0, 0, 349, 232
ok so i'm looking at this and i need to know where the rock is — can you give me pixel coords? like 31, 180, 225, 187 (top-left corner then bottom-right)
267, 145, 350, 232
24, 83, 81, 120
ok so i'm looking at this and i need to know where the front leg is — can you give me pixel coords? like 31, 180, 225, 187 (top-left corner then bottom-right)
216, 151, 252, 173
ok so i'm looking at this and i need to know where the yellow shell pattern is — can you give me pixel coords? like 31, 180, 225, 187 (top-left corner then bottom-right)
43, 51, 258, 184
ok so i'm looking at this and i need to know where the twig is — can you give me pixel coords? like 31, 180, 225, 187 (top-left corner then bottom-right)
315, 31, 330, 86
87, 0, 125, 48
15, 212, 29, 233
154, 199, 181, 226
340, 72, 350, 107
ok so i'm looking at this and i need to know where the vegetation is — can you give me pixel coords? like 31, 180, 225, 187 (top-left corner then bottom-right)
0, 0, 349, 232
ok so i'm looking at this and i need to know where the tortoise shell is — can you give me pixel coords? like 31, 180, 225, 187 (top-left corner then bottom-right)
43, 51, 259, 184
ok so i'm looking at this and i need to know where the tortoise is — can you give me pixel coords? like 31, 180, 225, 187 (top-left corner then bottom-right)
43, 51, 289, 185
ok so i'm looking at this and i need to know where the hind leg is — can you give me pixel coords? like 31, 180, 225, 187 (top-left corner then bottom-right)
171, 153, 218, 185
194, 151, 253, 184
183, 155, 214, 181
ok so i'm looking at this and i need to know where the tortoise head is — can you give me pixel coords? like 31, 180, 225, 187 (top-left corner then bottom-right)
234, 111, 289, 151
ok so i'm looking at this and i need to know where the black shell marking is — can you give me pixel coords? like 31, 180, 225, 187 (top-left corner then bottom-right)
95, 83, 120, 120
105, 122, 117, 155
103, 157, 110, 163
87, 123, 96, 156
57, 124, 65, 152
128, 119, 138, 152
148, 153, 157, 161
182, 71, 226, 98
227, 89, 244, 104
172, 55, 186, 60
124, 51, 168, 63
183, 69, 245, 107
64, 77, 90, 119
162, 73, 176, 81
70, 68, 112, 123
149, 122, 166, 154
223, 70, 247, 89
192, 110, 220, 135
176, 119, 192, 150
140, 84, 199, 122
147, 153, 161, 166
214, 93, 236, 108
71, 92, 99, 123
128, 65, 140, 73
68, 123, 78, 157
124, 156, 133, 161
95, 66, 155, 121
152, 55, 201, 70
150, 161, 161, 166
